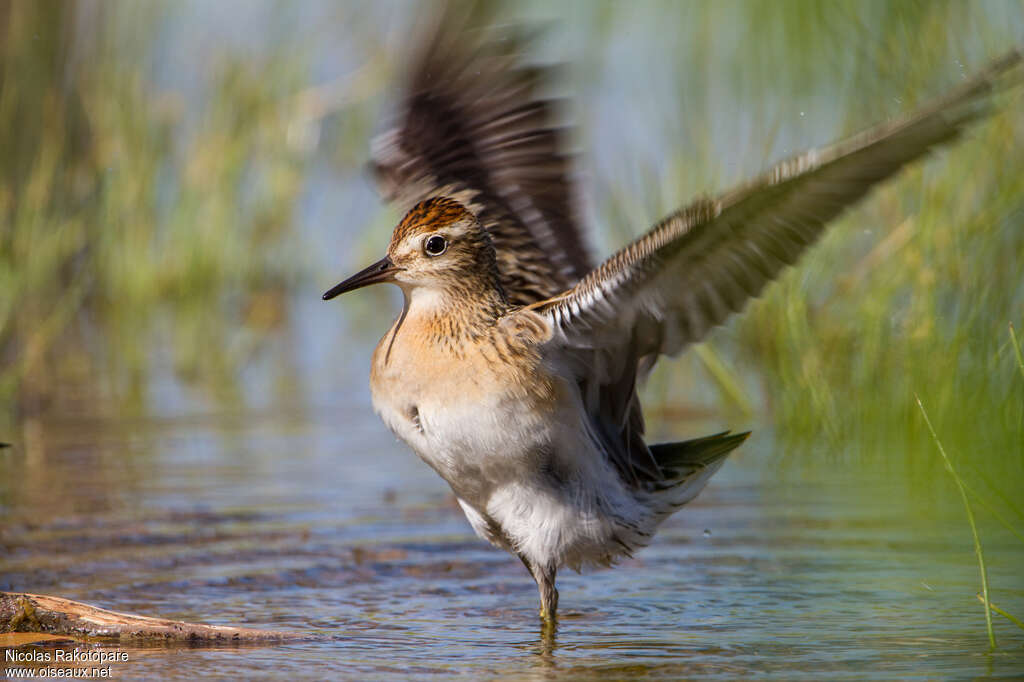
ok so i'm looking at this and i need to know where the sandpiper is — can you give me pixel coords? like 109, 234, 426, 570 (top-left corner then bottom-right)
323, 18, 1021, 622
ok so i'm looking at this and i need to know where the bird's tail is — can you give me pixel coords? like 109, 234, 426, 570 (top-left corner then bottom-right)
607, 431, 747, 560
647, 430, 749, 511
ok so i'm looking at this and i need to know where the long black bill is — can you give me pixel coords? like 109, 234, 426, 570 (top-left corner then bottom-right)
322, 256, 399, 300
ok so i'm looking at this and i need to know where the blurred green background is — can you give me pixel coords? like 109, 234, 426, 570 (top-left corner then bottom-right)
1, 0, 1022, 667
3, 0, 1021, 474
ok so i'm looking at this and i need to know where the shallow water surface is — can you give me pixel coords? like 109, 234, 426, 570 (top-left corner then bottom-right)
2, 409, 1022, 680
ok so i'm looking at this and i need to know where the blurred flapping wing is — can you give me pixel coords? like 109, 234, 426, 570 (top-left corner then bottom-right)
533, 48, 1019, 486
370, 10, 590, 304
541, 49, 1021, 371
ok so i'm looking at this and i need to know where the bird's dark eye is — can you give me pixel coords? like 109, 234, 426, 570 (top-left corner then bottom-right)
424, 235, 447, 256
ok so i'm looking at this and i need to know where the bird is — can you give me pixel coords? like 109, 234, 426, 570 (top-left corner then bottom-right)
322, 14, 1021, 623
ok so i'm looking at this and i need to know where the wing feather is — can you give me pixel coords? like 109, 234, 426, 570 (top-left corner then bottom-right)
371, 9, 590, 303
543, 49, 1021, 363
533, 48, 1020, 485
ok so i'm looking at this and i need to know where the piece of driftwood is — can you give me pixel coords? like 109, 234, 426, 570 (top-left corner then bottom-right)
0, 592, 305, 642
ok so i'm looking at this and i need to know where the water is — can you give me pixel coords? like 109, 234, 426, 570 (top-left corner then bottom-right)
3, 2, 1024, 678
3, 403, 1022, 679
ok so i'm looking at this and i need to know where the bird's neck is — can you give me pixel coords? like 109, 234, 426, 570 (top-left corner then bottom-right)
401, 280, 509, 342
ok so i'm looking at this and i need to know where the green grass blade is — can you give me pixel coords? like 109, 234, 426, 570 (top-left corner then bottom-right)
1010, 323, 1024, 381
915, 394, 996, 650
977, 594, 1024, 632
963, 460, 1024, 524
961, 479, 1024, 545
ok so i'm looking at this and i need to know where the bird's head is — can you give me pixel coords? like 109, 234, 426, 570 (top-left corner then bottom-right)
322, 196, 503, 301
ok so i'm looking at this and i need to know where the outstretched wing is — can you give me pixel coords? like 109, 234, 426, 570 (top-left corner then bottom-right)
544, 49, 1020, 363
536, 48, 1021, 483
370, 7, 590, 304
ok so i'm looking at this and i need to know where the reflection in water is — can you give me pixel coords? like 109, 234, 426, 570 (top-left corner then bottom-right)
535, 619, 558, 670
2, 412, 1022, 679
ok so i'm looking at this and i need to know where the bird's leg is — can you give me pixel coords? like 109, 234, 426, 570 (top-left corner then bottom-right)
518, 554, 558, 623
537, 564, 558, 624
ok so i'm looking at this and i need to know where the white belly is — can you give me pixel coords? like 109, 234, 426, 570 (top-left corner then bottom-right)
371, 364, 554, 499
367, 317, 650, 570
371, 359, 650, 570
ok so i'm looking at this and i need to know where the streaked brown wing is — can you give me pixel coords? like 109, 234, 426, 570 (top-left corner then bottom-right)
370, 8, 590, 304
543, 48, 1020, 365
535, 48, 1020, 484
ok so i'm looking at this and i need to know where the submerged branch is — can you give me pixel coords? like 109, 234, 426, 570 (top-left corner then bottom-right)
0, 592, 306, 642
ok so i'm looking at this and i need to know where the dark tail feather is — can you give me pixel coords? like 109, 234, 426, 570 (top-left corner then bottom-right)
650, 431, 750, 487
